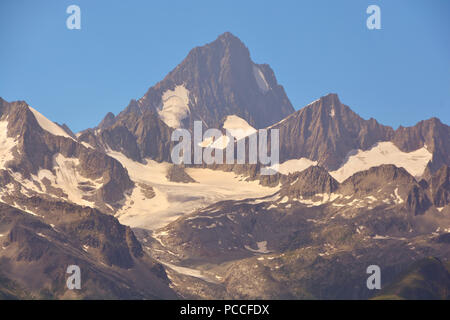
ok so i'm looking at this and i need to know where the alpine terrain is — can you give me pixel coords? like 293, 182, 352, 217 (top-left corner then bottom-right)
0, 32, 449, 299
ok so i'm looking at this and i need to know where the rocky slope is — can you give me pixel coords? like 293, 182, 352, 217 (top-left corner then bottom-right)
0, 201, 176, 299
374, 257, 450, 300
0, 99, 178, 299
142, 164, 450, 299
0, 98, 134, 213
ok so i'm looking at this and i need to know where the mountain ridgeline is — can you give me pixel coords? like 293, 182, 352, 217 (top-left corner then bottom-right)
0, 32, 449, 300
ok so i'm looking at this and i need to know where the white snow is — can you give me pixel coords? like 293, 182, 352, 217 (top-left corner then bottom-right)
198, 136, 214, 148
107, 151, 278, 230
81, 141, 94, 149
0, 120, 16, 169
306, 98, 320, 106
329, 108, 335, 117
28, 106, 74, 139
373, 235, 390, 240
245, 241, 270, 254
6, 154, 103, 208
373, 235, 407, 241
197, 115, 255, 149
297, 193, 341, 207
253, 65, 270, 93
223, 115, 257, 141
210, 135, 230, 150
272, 158, 317, 175
161, 261, 218, 283
158, 85, 190, 128
393, 188, 404, 204
330, 142, 432, 182
53, 154, 102, 206
198, 135, 230, 149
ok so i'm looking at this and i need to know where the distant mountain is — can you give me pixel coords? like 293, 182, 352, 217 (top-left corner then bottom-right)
394, 117, 450, 175
118, 32, 294, 130
78, 32, 294, 163
76, 34, 449, 185
0, 98, 133, 212
1, 32, 449, 300
79, 109, 174, 163
272, 93, 450, 176
271, 93, 393, 170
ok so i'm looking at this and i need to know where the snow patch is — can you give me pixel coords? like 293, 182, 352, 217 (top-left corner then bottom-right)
53, 154, 102, 206
0, 120, 16, 169
223, 115, 257, 141
107, 151, 278, 230
393, 188, 404, 204
253, 65, 269, 93
9, 154, 103, 208
297, 193, 341, 207
158, 85, 190, 128
245, 241, 270, 254
161, 262, 218, 283
272, 158, 317, 175
81, 141, 94, 149
330, 142, 432, 182
210, 135, 230, 150
28, 106, 74, 139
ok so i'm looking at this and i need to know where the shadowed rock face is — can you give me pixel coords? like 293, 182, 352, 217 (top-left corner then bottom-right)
0, 202, 177, 299
80, 109, 174, 163
271, 93, 394, 170
338, 164, 432, 215
280, 166, 339, 198
78, 32, 294, 164
119, 32, 294, 130
271, 93, 449, 173
338, 164, 416, 195
427, 165, 450, 207
166, 165, 196, 183
393, 118, 450, 172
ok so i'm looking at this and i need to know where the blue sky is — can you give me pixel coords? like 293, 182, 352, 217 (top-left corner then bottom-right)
1, 0, 449, 132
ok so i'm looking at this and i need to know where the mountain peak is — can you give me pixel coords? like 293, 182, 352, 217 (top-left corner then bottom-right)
216, 31, 243, 44
98, 112, 116, 130
189, 31, 250, 63
115, 32, 294, 130
281, 165, 339, 198
303, 93, 342, 112
273, 93, 394, 169
212, 32, 249, 53
319, 92, 340, 103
